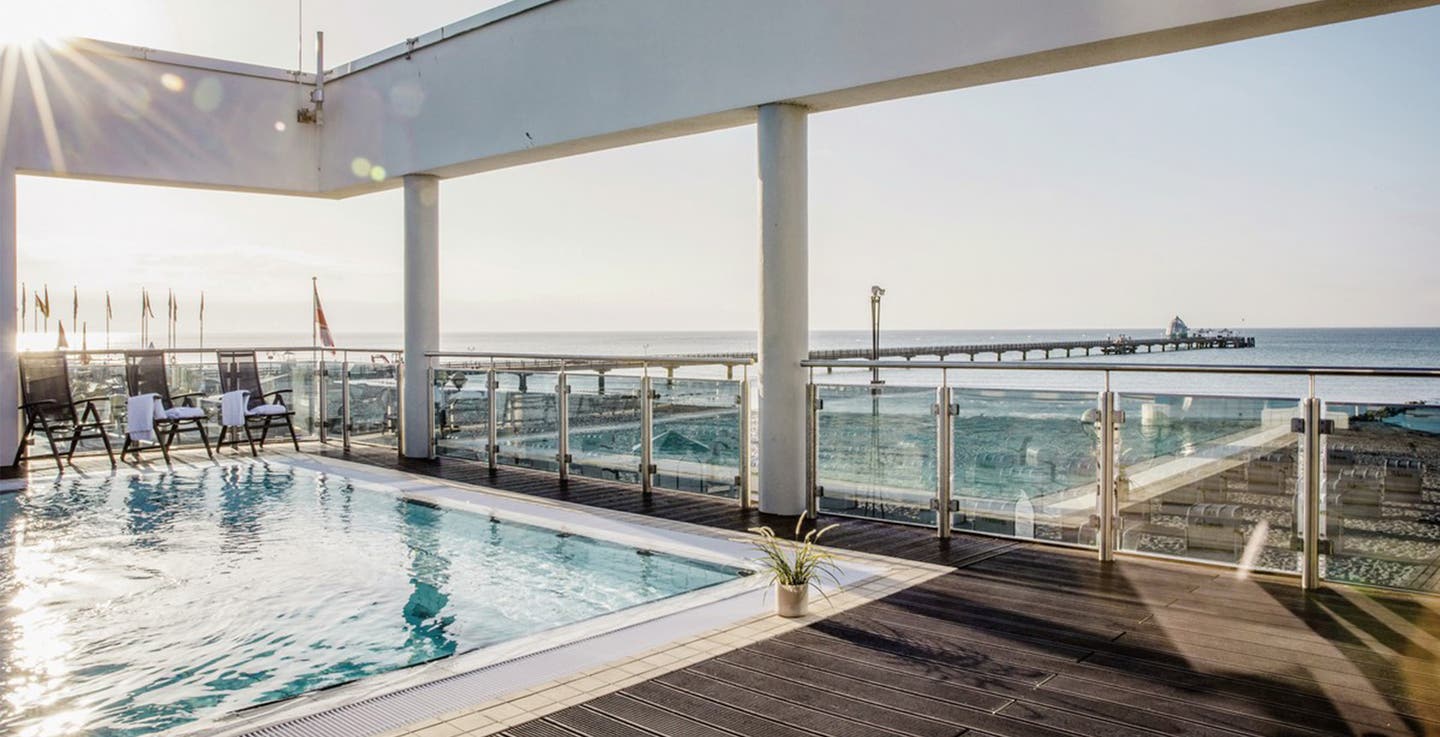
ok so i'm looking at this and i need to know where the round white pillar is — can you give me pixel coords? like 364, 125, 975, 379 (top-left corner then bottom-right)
403, 174, 440, 459
0, 166, 17, 466
757, 103, 808, 516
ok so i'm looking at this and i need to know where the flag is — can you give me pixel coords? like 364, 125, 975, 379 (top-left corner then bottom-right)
19, 281, 25, 321
105, 291, 112, 320
56, 320, 68, 349
313, 280, 336, 353
143, 289, 154, 318
72, 286, 78, 325
199, 291, 205, 320
39, 286, 50, 319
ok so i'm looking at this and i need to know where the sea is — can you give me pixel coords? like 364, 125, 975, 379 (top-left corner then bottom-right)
27, 326, 1440, 405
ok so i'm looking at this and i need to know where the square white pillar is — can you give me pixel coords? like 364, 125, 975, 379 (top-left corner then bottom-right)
0, 166, 16, 466
403, 174, 440, 459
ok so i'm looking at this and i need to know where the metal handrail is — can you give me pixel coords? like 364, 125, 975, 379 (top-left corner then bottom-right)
802, 359, 1440, 378
35, 346, 401, 358
427, 350, 753, 367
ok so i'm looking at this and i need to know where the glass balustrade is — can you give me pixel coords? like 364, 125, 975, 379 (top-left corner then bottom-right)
651, 377, 743, 498
345, 358, 399, 448
434, 367, 490, 461
493, 371, 562, 472
1322, 400, 1440, 593
814, 383, 938, 527
567, 373, 644, 484
950, 387, 1101, 546
1114, 392, 1302, 573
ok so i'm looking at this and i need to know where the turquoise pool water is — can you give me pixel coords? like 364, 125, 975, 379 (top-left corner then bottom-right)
0, 463, 739, 736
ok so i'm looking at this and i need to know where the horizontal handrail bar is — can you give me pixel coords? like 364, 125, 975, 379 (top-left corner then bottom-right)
428, 351, 753, 367
30, 346, 401, 357
801, 359, 1440, 379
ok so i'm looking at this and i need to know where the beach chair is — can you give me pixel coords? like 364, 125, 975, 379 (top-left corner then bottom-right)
121, 350, 213, 464
13, 352, 115, 471
215, 350, 300, 455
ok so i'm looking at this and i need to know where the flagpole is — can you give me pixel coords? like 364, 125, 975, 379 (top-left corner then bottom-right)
199, 291, 205, 350
311, 276, 318, 352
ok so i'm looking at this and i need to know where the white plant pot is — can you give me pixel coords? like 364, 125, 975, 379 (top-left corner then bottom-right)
775, 582, 810, 618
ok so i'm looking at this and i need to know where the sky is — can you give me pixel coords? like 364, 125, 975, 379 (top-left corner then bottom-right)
6, 1, 1440, 342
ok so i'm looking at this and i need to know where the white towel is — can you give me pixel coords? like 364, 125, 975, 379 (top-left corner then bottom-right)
221, 390, 251, 427
126, 393, 165, 442
166, 406, 206, 421
247, 404, 288, 417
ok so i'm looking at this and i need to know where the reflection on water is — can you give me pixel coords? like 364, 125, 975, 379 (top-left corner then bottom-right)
0, 463, 737, 736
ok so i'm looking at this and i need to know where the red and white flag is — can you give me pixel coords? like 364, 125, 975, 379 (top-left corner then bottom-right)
313, 280, 336, 354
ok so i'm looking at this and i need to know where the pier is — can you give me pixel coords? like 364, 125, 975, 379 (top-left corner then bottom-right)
808, 334, 1256, 362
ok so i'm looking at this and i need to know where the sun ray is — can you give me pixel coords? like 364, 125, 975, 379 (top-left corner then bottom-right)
0, 46, 21, 157
18, 43, 66, 173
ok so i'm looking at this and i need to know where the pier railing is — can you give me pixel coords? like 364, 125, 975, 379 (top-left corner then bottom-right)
802, 358, 1440, 595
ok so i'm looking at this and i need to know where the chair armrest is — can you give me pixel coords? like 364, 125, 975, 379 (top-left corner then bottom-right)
169, 392, 205, 401
19, 399, 56, 410
263, 389, 293, 402
72, 396, 109, 406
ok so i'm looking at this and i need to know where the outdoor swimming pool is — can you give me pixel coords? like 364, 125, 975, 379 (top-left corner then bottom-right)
0, 462, 742, 736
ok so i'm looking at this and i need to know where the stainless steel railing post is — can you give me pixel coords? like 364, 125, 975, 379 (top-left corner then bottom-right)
641, 373, 654, 495
805, 380, 819, 519
557, 369, 570, 483
317, 355, 328, 444
486, 369, 498, 472
935, 385, 954, 539
739, 375, 753, 509
396, 361, 405, 453
1098, 386, 1117, 562
341, 356, 351, 451
427, 364, 437, 458
1301, 392, 1323, 590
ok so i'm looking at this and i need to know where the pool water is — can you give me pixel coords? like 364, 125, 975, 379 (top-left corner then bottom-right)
0, 463, 739, 736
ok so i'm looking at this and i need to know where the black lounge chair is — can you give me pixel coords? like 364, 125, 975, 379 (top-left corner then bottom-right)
13, 352, 115, 471
216, 350, 300, 455
121, 350, 213, 464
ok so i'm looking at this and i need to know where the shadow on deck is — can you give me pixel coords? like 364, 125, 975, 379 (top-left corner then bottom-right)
322, 446, 1440, 737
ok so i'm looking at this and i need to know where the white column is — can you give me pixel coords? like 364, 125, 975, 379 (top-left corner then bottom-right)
403, 174, 439, 459
757, 103, 808, 516
0, 166, 16, 466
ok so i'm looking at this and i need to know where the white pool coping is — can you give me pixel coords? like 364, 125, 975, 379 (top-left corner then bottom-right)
10, 451, 954, 737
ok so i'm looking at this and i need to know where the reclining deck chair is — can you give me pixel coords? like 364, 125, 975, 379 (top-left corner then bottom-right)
216, 350, 301, 455
13, 352, 115, 471
122, 350, 213, 464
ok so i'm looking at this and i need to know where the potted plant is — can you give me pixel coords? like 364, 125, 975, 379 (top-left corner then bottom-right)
748, 513, 840, 618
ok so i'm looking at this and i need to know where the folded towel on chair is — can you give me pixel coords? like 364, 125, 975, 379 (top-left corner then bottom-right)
166, 406, 206, 421
247, 404, 289, 417
126, 393, 165, 442
221, 390, 250, 427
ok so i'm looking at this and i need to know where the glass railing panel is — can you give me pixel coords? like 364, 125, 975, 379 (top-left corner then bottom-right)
651, 377, 743, 498
815, 383, 937, 526
1116, 392, 1302, 572
1322, 401, 1440, 593
494, 371, 561, 472
567, 373, 644, 484
346, 359, 399, 448
434, 367, 490, 461
950, 388, 1100, 546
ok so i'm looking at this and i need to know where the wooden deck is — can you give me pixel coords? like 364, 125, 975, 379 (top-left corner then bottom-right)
323, 446, 1440, 737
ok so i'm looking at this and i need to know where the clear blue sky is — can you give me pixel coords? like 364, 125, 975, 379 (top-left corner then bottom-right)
9, 1, 1440, 341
